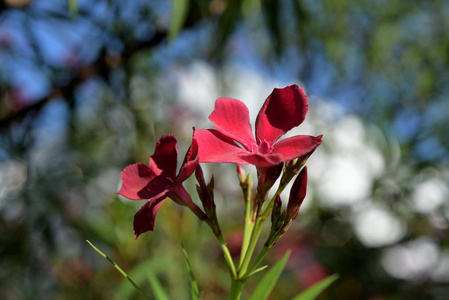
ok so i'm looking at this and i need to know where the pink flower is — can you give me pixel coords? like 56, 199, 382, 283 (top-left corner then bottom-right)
118, 135, 205, 239
194, 84, 322, 167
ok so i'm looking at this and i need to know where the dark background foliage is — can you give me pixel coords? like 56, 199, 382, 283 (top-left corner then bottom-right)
0, 0, 448, 299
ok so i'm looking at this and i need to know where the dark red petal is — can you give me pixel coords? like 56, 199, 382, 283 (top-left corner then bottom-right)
167, 185, 193, 206
118, 163, 171, 200
176, 137, 199, 184
194, 129, 251, 164
209, 97, 256, 150
239, 152, 283, 167
287, 166, 307, 220
134, 196, 166, 239
257, 163, 284, 193
149, 134, 178, 179
271, 135, 322, 162
255, 85, 309, 144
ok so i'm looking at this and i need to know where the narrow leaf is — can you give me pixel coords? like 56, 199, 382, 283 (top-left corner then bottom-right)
181, 245, 200, 300
248, 250, 290, 300
247, 265, 268, 277
215, 0, 241, 49
291, 274, 339, 300
67, 0, 77, 16
148, 272, 170, 300
86, 240, 151, 300
168, 0, 189, 41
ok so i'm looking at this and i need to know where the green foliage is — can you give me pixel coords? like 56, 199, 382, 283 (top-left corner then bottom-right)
169, 0, 190, 41
67, 0, 77, 16
182, 245, 200, 300
291, 274, 339, 300
248, 250, 290, 300
148, 273, 170, 300
86, 240, 151, 300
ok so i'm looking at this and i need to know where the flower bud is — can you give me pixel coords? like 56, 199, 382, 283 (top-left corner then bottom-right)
237, 164, 246, 184
208, 175, 215, 190
271, 194, 282, 223
271, 194, 286, 231
257, 163, 283, 195
286, 166, 307, 221
195, 172, 221, 237
195, 164, 206, 187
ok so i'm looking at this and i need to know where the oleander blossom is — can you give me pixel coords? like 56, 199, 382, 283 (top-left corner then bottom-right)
194, 84, 322, 167
118, 135, 204, 239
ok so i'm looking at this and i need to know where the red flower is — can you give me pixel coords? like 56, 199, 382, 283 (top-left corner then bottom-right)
194, 84, 322, 167
118, 135, 205, 239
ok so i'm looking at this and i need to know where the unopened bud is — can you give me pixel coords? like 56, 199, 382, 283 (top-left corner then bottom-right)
286, 166, 307, 221
207, 176, 215, 198
258, 163, 283, 195
237, 164, 245, 183
266, 195, 288, 247
272, 195, 282, 219
195, 164, 206, 187
244, 173, 253, 191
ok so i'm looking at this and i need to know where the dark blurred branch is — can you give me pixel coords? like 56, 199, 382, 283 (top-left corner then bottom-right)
0, 30, 167, 128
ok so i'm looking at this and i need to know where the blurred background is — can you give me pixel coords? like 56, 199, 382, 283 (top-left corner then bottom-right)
1, 0, 448, 299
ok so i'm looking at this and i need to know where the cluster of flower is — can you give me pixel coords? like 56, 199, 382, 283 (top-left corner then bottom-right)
118, 84, 322, 246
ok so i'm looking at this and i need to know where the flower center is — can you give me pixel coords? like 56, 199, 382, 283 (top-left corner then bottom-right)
258, 139, 273, 154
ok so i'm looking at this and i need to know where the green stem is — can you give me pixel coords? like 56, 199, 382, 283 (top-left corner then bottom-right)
243, 245, 271, 279
238, 218, 265, 276
239, 192, 254, 268
238, 181, 290, 277
218, 235, 238, 279
262, 185, 287, 219
239, 220, 254, 268
230, 279, 245, 300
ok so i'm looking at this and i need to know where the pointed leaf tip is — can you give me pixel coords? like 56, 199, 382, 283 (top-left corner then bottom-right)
248, 250, 290, 300
291, 274, 339, 300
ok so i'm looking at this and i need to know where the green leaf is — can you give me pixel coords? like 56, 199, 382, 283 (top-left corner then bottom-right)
215, 0, 242, 50
261, 0, 283, 56
291, 274, 339, 300
181, 245, 200, 300
86, 240, 151, 300
115, 257, 171, 299
168, 0, 189, 41
148, 272, 170, 300
248, 250, 290, 300
67, 0, 77, 16
247, 265, 268, 277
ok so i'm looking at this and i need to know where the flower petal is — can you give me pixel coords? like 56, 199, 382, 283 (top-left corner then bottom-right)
118, 163, 172, 200
272, 135, 322, 162
194, 129, 251, 164
149, 134, 178, 179
176, 137, 199, 184
168, 185, 193, 206
255, 85, 309, 144
169, 185, 207, 220
209, 98, 256, 150
133, 196, 166, 239
239, 152, 284, 167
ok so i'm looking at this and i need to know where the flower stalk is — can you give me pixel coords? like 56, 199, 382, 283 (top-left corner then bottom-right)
218, 235, 238, 279
238, 166, 254, 268
230, 279, 245, 300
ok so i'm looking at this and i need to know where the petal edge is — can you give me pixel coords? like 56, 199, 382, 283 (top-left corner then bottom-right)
255, 84, 309, 144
